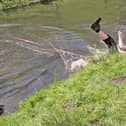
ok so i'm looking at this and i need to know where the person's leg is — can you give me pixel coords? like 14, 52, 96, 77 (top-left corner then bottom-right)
118, 30, 126, 51
91, 18, 117, 51
97, 31, 108, 40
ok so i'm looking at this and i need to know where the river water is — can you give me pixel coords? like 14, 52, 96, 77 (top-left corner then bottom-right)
0, 0, 125, 114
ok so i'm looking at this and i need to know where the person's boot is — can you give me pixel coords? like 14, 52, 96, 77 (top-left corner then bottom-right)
91, 17, 102, 33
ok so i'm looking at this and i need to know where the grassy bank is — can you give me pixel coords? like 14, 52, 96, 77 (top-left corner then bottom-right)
0, 0, 58, 10
0, 53, 126, 126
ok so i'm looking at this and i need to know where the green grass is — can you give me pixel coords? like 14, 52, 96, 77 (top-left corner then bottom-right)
0, 53, 126, 126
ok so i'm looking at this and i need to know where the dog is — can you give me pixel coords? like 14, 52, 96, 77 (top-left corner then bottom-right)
70, 59, 88, 72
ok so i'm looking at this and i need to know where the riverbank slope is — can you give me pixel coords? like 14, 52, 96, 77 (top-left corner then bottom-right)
0, 53, 126, 126
0, 0, 57, 10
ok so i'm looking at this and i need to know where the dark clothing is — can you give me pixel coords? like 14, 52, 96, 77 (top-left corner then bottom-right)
103, 35, 117, 52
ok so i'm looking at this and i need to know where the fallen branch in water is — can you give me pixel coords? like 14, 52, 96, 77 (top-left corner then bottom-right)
10, 36, 88, 72
10, 36, 42, 47
10, 36, 87, 59
48, 41, 87, 59
48, 41, 88, 72
9, 36, 52, 55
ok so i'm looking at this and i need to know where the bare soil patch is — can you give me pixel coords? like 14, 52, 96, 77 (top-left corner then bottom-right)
112, 76, 126, 84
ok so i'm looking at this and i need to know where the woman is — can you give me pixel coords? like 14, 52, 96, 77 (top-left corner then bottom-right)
91, 18, 126, 53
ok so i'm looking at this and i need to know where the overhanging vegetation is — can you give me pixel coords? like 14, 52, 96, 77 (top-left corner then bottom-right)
0, 0, 58, 10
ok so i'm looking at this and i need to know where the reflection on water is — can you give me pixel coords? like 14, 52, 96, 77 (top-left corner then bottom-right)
0, 0, 126, 113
